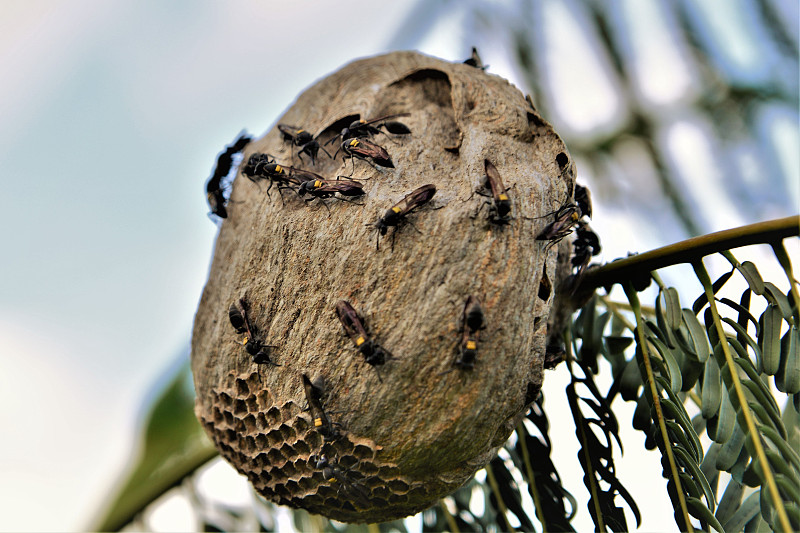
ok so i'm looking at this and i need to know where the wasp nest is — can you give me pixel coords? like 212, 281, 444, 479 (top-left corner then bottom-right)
192, 51, 576, 523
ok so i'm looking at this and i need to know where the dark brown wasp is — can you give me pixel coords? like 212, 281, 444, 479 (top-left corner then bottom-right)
474, 159, 512, 224
311, 454, 370, 508
544, 342, 566, 370
327, 113, 411, 145
205, 132, 252, 219
371, 184, 437, 251
574, 184, 592, 219
297, 178, 365, 202
206, 188, 228, 219
337, 137, 395, 173
463, 47, 488, 70
277, 124, 331, 165
443, 295, 486, 374
241, 152, 281, 184
334, 300, 393, 381
463, 295, 486, 333
571, 221, 601, 277
536, 183, 592, 246
241, 154, 312, 197
535, 201, 582, 246
228, 298, 279, 366
283, 166, 324, 185
301, 374, 340, 441
454, 328, 480, 371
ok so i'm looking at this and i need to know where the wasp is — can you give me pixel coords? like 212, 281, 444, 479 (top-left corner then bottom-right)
228, 298, 279, 366
463, 295, 485, 334
371, 184, 437, 251
453, 328, 480, 371
311, 454, 370, 508
574, 184, 592, 219
297, 178, 365, 201
334, 300, 393, 381
475, 159, 512, 224
571, 221, 601, 277
337, 137, 395, 174
301, 374, 340, 441
277, 124, 331, 165
241, 154, 312, 197
535, 202, 582, 245
206, 188, 228, 219
454, 296, 486, 371
205, 132, 251, 219
327, 113, 411, 145
463, 47, 488, 70
544, 342, 566, 370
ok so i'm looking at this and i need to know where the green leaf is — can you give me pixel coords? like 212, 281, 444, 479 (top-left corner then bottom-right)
778, 326, 800, 394
683, 309, 711, 363
722, 490, 762, 533
686, 496, 725, 532
603, 335, 633, 374
715, 478, 743, 524
618, 358, 642, 402
721, 317, 762, 369
764, 282, 794, 321
604, 335, 634, 355
702, 356, 722, 419
632, 392, 652, 432
761, 449, 800, 483
718, 295, 759, 332
701, 443, 721, 491
663, 287, 682, 332
716, 418, 745, 470
646, 327, 683, 392
672, 446, 715, 510
730, 445, 752, 484
693, 269, 734, 315
714, 379, 736, 445
783, 400, 800, 460
738, 261, 765, 295
92, 361, 218, 531
761, 304, 783, 375
774, 474, 800, 503
733, 358, 784, 432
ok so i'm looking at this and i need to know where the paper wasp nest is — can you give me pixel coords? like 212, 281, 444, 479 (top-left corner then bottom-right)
192, 51, 576, 523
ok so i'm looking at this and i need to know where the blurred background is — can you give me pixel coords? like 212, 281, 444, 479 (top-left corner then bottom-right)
0, 0, 796, 531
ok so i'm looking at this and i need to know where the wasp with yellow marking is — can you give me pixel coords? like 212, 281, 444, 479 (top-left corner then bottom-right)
334, 300, 393, 381
277, 124, 331, 165
442, 295, 486, 373
311, 453, 371, 508
371, 184, 437, 251
337, 137, 394, 174
454, 328, 480, 371
297, 178, 365, 201
535, 203, 582, 245
301, 374, 339, 441
242, 154, 315, 198
474, 159, 513, 224
327, 113, 411, 146
228, 298, 280, 366
205, 131, 251, 219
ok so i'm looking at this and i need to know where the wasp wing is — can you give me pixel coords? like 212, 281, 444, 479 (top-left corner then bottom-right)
394, 184, 436, 216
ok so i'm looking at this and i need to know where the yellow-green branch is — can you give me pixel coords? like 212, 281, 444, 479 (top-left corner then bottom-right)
579, 216, 799, 292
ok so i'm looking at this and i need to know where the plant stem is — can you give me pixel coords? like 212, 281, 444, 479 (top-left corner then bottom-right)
578, 216, 799, 292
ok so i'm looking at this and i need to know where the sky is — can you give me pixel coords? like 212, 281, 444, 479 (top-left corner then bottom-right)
0, 0, 796, 531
